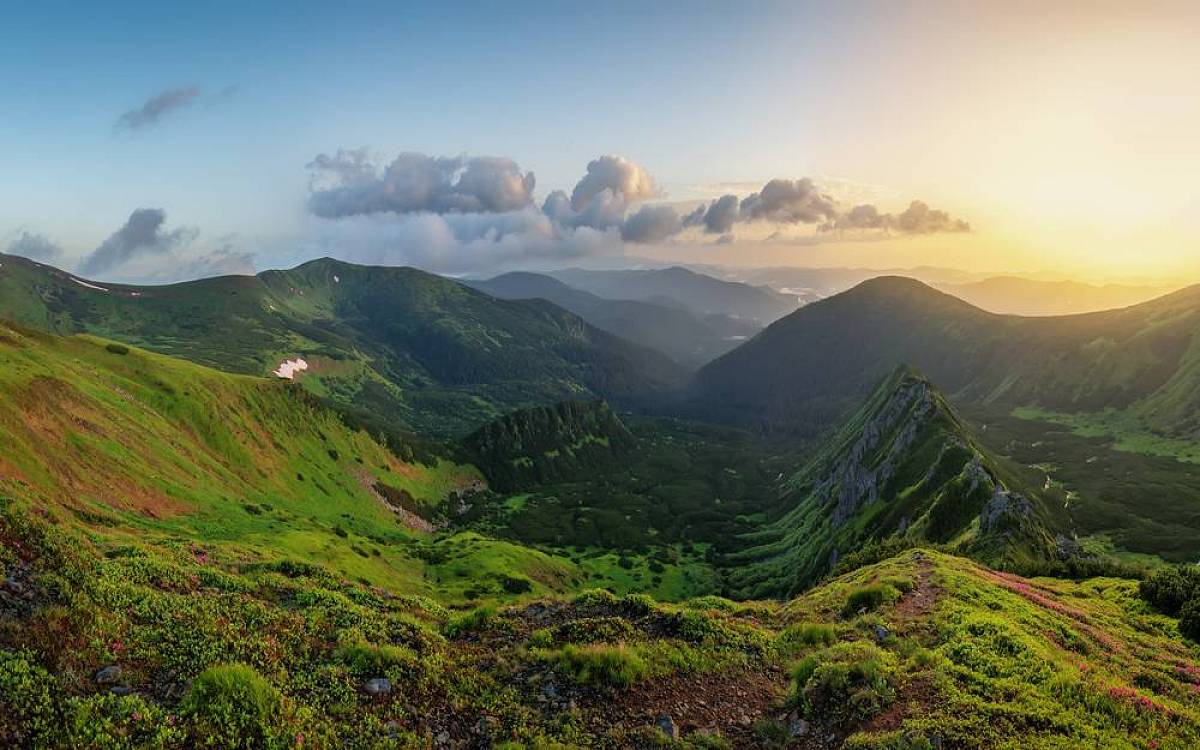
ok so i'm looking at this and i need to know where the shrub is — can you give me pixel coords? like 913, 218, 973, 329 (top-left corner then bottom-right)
790, 641, 898, 723
552, 616, 639, 645
781, 622, 838, 648
182, 663, 281, 749
1179, 598, 1200, 641
1139, 565, 1200, 615
500, 574, 534, 594
881, 576, 916, 594
0, 651, 61, 746
843, 584, 901, 616
445, 606, 507, 638
551, 643, 649, 688
105, 343, 130, 355
334, 641, 419, 676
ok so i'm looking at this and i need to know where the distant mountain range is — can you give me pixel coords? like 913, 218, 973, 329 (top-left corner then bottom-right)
0, 254, 684, 435
466, 271, 759, 368
728, 265, 1176, 316
546, 265, 801, 324
693, 275, 1200, 437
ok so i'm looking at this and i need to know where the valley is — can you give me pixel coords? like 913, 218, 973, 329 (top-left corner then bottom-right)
3, 257, 1200, 748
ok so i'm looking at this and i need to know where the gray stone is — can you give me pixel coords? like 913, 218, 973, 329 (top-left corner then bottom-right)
95, 665, 122, 685
874, 624, 891, 642
363, 677, 392, 696
789, 718, 810, 737
656, 714, 679, 740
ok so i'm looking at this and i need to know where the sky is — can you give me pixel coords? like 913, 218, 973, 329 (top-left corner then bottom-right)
1, 1, 1197, 284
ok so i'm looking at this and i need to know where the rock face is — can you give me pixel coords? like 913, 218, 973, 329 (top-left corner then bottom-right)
725, 365, 1056, 598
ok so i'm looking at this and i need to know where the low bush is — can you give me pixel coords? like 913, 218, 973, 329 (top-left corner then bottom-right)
790, 641, 898, 723
182, 663, 281, 749
780, 622, 838, 648
843, 584, 902, 616
1139, 565, 1200, 615
551, 643, 649, 688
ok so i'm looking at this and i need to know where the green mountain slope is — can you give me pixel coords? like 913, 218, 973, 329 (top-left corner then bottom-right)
693, 275, 1200, 436
548, 265, 800, 324
0, 320, 495, 586
0, 253, 685, 436
461, 400, 635, 492
467, 271, 757, 368
725, 367, 1059, 598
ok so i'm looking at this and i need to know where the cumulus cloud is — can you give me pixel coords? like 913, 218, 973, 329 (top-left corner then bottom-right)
115, 86, 203, 130
5, 230, 62, 261
302, 148, 972, 272
831, 200, 969, 234
307, 150, 536, 218
683, 193, 740, 234
77, 208, 198, 277
569, 155, 658, 210
621, 204, 682, 244
739, 178, 838, 224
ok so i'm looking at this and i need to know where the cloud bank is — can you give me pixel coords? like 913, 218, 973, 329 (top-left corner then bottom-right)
301, 148, 973, 273
5, 230, 62, 261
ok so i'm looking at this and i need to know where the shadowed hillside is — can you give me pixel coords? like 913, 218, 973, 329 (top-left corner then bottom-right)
693, 276, 1200, 436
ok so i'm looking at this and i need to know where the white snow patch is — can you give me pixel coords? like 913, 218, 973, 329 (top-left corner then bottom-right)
273, 358, 309, 380
71, 277, 109, 292
333, 275, 340, 283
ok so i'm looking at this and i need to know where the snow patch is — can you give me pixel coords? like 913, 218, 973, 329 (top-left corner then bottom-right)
333, 275, 340, 283
71, 277, 109, 292
273, 358, 309, 380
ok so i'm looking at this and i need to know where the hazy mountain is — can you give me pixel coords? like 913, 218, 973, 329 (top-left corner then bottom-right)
693, 275, 1200, 436
0, 253, 685, 435
546, 265, 800, 324
936, 275, 1175, 316
725, 366, 1058, 597
466, 271, 758, 368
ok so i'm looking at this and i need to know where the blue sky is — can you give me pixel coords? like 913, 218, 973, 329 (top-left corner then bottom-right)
2, 1, 1197, 281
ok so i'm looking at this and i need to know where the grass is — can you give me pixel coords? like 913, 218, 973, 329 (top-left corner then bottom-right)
1013, 406, 1200, 464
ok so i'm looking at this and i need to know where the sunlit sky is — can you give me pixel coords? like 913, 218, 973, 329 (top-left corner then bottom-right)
1, 1, 1197, 283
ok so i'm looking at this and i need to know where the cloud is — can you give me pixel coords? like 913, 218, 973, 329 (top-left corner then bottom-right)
5, 230, 62, 261
303, 148, 973, 272
307, 150, 536, 218
683, 193, 740, 234
831, 200, 969, 234
173, 245, 257, 280
541, 188, 626, 231
739, 178, 839, 224
308, 207, 620, 275
569, 155, 658, 210
115, 86, 203, 130
621, 204, 682, 244
77, 208, 198, 277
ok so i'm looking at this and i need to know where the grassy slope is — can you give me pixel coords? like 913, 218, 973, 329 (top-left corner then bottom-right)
0, 253, 685, 436
4, 492, 1199, 750
0, 321, 607, 602
725, 367, 1060, 599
